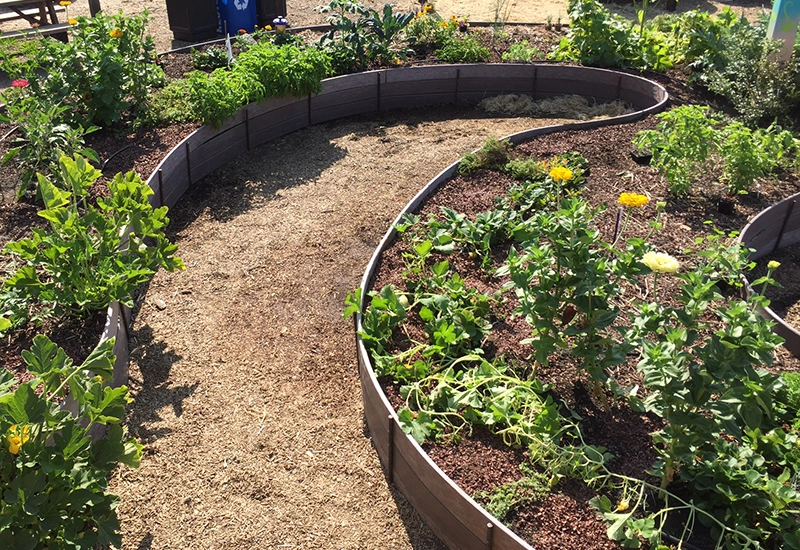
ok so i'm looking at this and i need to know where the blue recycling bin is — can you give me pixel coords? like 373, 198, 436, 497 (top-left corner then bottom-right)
217, 0, 257, 35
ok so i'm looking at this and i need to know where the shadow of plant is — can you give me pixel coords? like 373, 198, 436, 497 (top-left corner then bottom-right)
124, 323, 197, 444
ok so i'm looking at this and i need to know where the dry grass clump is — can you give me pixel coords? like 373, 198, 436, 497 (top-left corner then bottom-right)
478, 94, 633, 119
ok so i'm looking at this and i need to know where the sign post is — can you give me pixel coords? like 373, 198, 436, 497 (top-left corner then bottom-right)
768, 0, 800, 61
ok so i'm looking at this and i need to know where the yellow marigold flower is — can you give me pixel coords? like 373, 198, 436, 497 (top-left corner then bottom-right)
109, 28, 123, 39
618, 192, 649, 208
60, 0, 72, 6
768, 260, 781, 271
68, 18, 77, 25
549, 166, 573, 182
642, 251, 680, 273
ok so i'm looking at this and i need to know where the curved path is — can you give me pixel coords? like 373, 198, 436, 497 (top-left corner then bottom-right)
109, 106, 571, 549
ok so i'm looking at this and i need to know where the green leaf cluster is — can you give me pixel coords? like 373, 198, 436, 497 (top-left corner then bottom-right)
2, 11, 165, 127
634, 105, 798, 196
316, 0, 415, 74
187, 41, 331, 127
0, 335, 142, 549
1, 154, 184, 330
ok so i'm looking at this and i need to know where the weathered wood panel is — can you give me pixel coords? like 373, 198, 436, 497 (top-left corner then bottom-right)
535, 65, 621, 103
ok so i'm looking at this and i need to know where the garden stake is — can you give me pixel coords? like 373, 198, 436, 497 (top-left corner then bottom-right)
387, 415, 394, 483
773, 199, 796, 254
485, 522, 494, 548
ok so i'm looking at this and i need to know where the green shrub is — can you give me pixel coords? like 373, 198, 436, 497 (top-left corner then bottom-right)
8, 11, 166, 127
316, 0, 415, 74
0, 93, 99, 198
633, 105, 721, 196
502, 40, 542, 63
187, 42, 331, 127
701, 19, 800, 125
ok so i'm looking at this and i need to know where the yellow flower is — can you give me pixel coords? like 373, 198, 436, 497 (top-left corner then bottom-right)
549, 166, 574, 182
68, 18, 77, 25
642, 251, 680, 273
439, 21, 448, 27
618, 192, 649, 208
616, 499, 630, 512
59, 0, 72, 5
768, 260, 781, 271
6, 425, 30, 455
109, 29, 123, 38
264, 25, 272, 31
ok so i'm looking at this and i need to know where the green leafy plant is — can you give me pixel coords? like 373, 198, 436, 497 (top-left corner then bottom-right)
316, 0, 414, 73
502, 40, 542, 63
8, 11, 165, 127
190, 45, 230, 71
1, 155, 184, 330
0, 94, 99, 198
435, 33, 490, 63
633, 105, 721, 196
187, 41, 330, 128
718, 122, 797, 196
697, 16, 800, 125
0, 335, 142, 549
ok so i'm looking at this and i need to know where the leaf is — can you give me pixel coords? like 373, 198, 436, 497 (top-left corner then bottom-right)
37, 173, 71, 210
398, 408, 433, 445
0, 317, 11, 333
89, 385, 131, 425
81, 337, 116, 381
22, 334, 70, 376
431, 260, 449, 277
0, 382, 47, 424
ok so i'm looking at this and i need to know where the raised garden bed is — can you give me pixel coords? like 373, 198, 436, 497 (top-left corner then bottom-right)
350, 66, 667, 550
740, 192, 800, 357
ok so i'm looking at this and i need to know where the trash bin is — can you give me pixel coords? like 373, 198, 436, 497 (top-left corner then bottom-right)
217, 0, 258, 35
256, 0, 287, 28
166, 0, 219, 42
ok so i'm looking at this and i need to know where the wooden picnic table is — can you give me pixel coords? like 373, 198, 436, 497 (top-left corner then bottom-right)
0, 0, 60, 27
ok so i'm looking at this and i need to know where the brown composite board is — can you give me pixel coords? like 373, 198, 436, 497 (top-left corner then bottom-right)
393, 422, 502, 545
189, 123, 249, 184
392, 446, 493, 550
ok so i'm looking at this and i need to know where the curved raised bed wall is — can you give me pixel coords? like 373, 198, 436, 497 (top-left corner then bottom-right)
102, 64, 668, 548
740, 192, 800, 357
